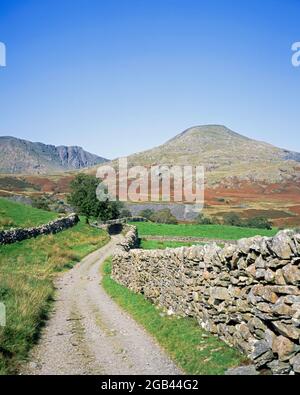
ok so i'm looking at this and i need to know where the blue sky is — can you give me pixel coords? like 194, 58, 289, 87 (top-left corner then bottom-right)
0, 0, 299, 158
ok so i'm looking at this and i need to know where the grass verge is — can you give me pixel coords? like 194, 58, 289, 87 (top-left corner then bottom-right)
131, 222, 277, 240
0, 220, 109, 374
102, 258, 247, 375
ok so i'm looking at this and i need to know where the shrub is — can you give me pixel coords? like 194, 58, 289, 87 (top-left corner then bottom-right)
223, 212, 273, 230
119, 208, 132, 218
223, 213, 243, 227
139, 209, 155, 220
150, 208, 178, 224
245, 217, 273, 230
196, 213, 213, 225
31, 196, 51, 211
0, 217, 15, 228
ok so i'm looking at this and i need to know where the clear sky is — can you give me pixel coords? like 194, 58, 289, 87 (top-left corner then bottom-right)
0, 0, 299, 159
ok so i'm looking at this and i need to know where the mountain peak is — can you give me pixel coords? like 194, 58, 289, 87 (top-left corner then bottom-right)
0, 136, 108, 174
121, 125, 300, 185
166, 125, 251, 145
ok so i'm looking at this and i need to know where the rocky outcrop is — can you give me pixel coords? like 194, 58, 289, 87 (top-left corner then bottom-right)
112, 228, 300, 375
0, 213, 79, 244
0, 136, 108, 174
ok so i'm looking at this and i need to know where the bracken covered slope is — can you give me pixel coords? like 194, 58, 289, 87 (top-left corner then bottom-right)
113, 125, 300, 185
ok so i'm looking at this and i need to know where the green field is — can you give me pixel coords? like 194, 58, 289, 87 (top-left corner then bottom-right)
140, 239, 205, 250
0, 200, 109, 374
102, 258, 247, 375
131, 222, 277, 240
0, 198, 57, 229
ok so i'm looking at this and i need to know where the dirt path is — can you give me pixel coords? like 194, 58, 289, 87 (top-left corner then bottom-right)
21, 236, 181, 375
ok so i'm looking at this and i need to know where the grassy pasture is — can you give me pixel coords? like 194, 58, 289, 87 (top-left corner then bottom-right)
131, 221, 277, 240
0, 197, 57, 229
140, 239, 205, 250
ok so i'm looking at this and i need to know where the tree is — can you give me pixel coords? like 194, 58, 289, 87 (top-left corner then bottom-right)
68, 174, 122, 221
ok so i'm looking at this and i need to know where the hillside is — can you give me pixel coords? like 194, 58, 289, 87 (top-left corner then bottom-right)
0, 197, 57, 229
102, 125, 300, 185
88, 125, 300, 226
0, 136, 108, 174
0, 126, 299, 227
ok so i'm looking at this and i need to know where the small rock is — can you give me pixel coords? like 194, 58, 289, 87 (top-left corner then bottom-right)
282, 264, 300, 285
210, 286, 230, 301
225, 365, 259, 375
267, 360, 291, 375
272, 335, 295, 361
270, 232, 294, 260
290, 353, 300, 373
272, 322, 299, 340
275, 269, 286, 285
251, 340, 270, 359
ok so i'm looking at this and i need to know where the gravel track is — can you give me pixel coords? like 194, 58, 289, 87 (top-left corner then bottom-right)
21, 236, 181, 375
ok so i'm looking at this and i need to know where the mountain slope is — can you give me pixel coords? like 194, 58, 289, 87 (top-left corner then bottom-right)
0, 136, 108, 174
101, 125, 300, 185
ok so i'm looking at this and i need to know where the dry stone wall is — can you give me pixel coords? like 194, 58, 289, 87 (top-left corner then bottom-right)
0, 213, 79, 245
112, 228, 300, 375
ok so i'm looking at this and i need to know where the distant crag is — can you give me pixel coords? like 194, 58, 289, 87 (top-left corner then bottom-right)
0, 136, 108, 174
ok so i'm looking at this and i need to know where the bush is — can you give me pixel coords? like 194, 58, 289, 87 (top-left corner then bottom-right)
0, 217, 15, 228
223, 212, 273, 230
119, 208, 132, 218
244, 217, 273, 230
139, 209, 155, 220
32, 196, 51, 211
149, 208, 178, 224
223, 213, 243, 227
196, 213, 213, 225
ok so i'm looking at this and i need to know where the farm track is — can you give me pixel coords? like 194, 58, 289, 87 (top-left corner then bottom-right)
21, 236, 181, 375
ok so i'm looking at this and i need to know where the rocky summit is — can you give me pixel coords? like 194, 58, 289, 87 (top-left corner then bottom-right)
99, 125, 300, 186
0, 136, 108, 174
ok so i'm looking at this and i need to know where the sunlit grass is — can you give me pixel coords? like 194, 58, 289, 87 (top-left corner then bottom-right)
131, 222, 277, 240
0, 197, 57, 229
